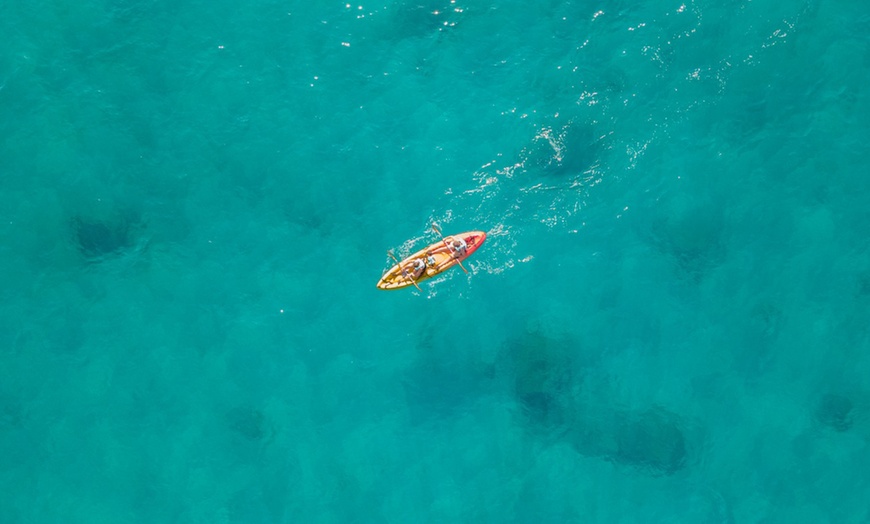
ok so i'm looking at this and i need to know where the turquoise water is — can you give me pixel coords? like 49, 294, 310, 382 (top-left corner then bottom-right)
2, 0, 870, 521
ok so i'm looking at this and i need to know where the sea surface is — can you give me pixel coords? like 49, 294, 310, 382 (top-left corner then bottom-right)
2, 0, 870, 522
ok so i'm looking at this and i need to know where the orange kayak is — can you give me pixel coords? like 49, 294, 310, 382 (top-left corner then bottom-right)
377, 231, 487, 290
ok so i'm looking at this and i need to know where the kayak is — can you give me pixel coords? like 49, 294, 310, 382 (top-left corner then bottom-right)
377, 230, 487, 290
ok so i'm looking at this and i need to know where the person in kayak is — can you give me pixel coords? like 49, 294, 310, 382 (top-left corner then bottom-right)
409, 258, 426, 279
450, 238, 467, 258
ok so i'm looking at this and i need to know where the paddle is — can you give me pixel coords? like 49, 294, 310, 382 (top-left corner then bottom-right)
431, 223, 469, 274
387, 250, 423, 292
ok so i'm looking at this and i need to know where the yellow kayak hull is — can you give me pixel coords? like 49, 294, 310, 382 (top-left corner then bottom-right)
377, 231, 487, 290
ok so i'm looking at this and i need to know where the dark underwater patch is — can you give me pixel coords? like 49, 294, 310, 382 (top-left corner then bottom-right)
503, 320, 693, 476
562, 402, 691, 476
648, 193, 725, 279
613, 408, 688, 475
815, 393, 853, 432
72, 212, 142, 260
227, 405, 273, 442
506, 325, 579, 435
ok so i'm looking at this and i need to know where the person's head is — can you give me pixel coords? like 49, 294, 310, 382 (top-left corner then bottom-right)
413, 258, 425, 269
453, 240, 463, 249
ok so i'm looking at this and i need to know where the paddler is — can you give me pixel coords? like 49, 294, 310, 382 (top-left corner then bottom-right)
450, 238, 467, 258
409, 258, 426, 279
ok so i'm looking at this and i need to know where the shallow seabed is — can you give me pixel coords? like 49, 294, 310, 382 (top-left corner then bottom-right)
2, 0, 870, 522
